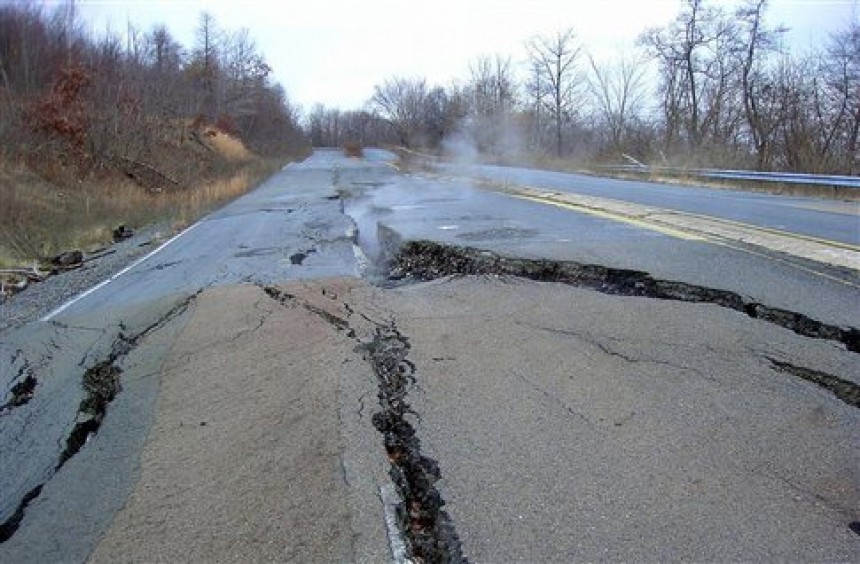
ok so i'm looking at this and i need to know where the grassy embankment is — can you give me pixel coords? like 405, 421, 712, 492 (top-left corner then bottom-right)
0, 126, 305, 269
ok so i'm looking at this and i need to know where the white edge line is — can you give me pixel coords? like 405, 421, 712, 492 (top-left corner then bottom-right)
379, 483, 410, 563
352, 244, 370, 277
41, 222, 202, 321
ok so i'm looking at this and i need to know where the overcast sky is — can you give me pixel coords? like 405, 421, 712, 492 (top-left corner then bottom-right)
76, 0, 858, 112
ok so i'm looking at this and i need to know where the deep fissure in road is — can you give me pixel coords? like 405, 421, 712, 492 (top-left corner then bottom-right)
388, 240, 860, 354
1, 375, 37, 413
56, 360, 122, 469
1, 351, 36, 413
261, 286, 466, 563
0, 293, 198, 544
768, 358, 860, 408
363, 325, 467, 564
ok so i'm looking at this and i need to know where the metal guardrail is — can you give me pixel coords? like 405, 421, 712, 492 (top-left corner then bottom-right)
596, 164, 860, 189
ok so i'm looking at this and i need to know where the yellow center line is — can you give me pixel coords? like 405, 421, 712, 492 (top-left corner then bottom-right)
504, 189, 860, 288
512, 194, 706, 241
656, 209, 860, 252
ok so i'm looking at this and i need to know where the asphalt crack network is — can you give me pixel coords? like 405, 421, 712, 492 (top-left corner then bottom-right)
389, 240, 860, 354
0, 291, 199, 544
1, 351, 36, 413
261, 285, 466, 563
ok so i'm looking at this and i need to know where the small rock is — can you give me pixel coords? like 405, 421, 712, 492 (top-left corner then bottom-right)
51, 250, 83, 267
112, 225, 134, 242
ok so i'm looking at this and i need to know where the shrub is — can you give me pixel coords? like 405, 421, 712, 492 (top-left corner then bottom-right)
342, 141, 364, 158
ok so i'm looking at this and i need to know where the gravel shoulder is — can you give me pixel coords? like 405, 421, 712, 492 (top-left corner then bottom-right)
0, 222, 182, 333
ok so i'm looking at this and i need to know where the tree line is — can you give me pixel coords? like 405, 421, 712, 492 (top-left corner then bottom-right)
307, 0, 858, 175
0, 2, 307, 181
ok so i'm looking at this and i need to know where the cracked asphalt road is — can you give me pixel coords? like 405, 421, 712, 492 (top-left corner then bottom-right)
1, 149, 858, 562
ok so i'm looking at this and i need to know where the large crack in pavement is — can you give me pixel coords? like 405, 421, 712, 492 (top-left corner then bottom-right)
364, 325, 467, 564
385, 241, 860, 411
261, 285, 467, 563
0, 291, 200, 544
389, 240, 860, 355
767, 358, 860, 408
1, 350, 37, 413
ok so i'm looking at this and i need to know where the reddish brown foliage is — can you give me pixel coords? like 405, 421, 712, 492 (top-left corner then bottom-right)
215, 113, 238, 137
26, 66, 91, 152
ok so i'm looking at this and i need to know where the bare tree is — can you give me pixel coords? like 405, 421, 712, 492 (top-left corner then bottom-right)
735, 0, 787, 169
587, 51, 648, 155
219, 28, 271, 137
821, 20, 860, 173
468, 55, 517, 117
640, 0, 739, 156
146, 25, 184, 74
370, 76, 429, 147
464, 54, 519, 154
527, 29, 584, 156
523, 58, 548, 152
192, 11, 221, 120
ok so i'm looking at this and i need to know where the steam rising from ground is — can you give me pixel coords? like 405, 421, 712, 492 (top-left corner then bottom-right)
442, 116, 530, 166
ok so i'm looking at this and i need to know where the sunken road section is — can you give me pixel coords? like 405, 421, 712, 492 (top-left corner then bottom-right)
389, 240, 860, 355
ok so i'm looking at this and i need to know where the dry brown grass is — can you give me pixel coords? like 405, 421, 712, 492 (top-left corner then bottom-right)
206, 128, 253, 161
0, 155, 283, 266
